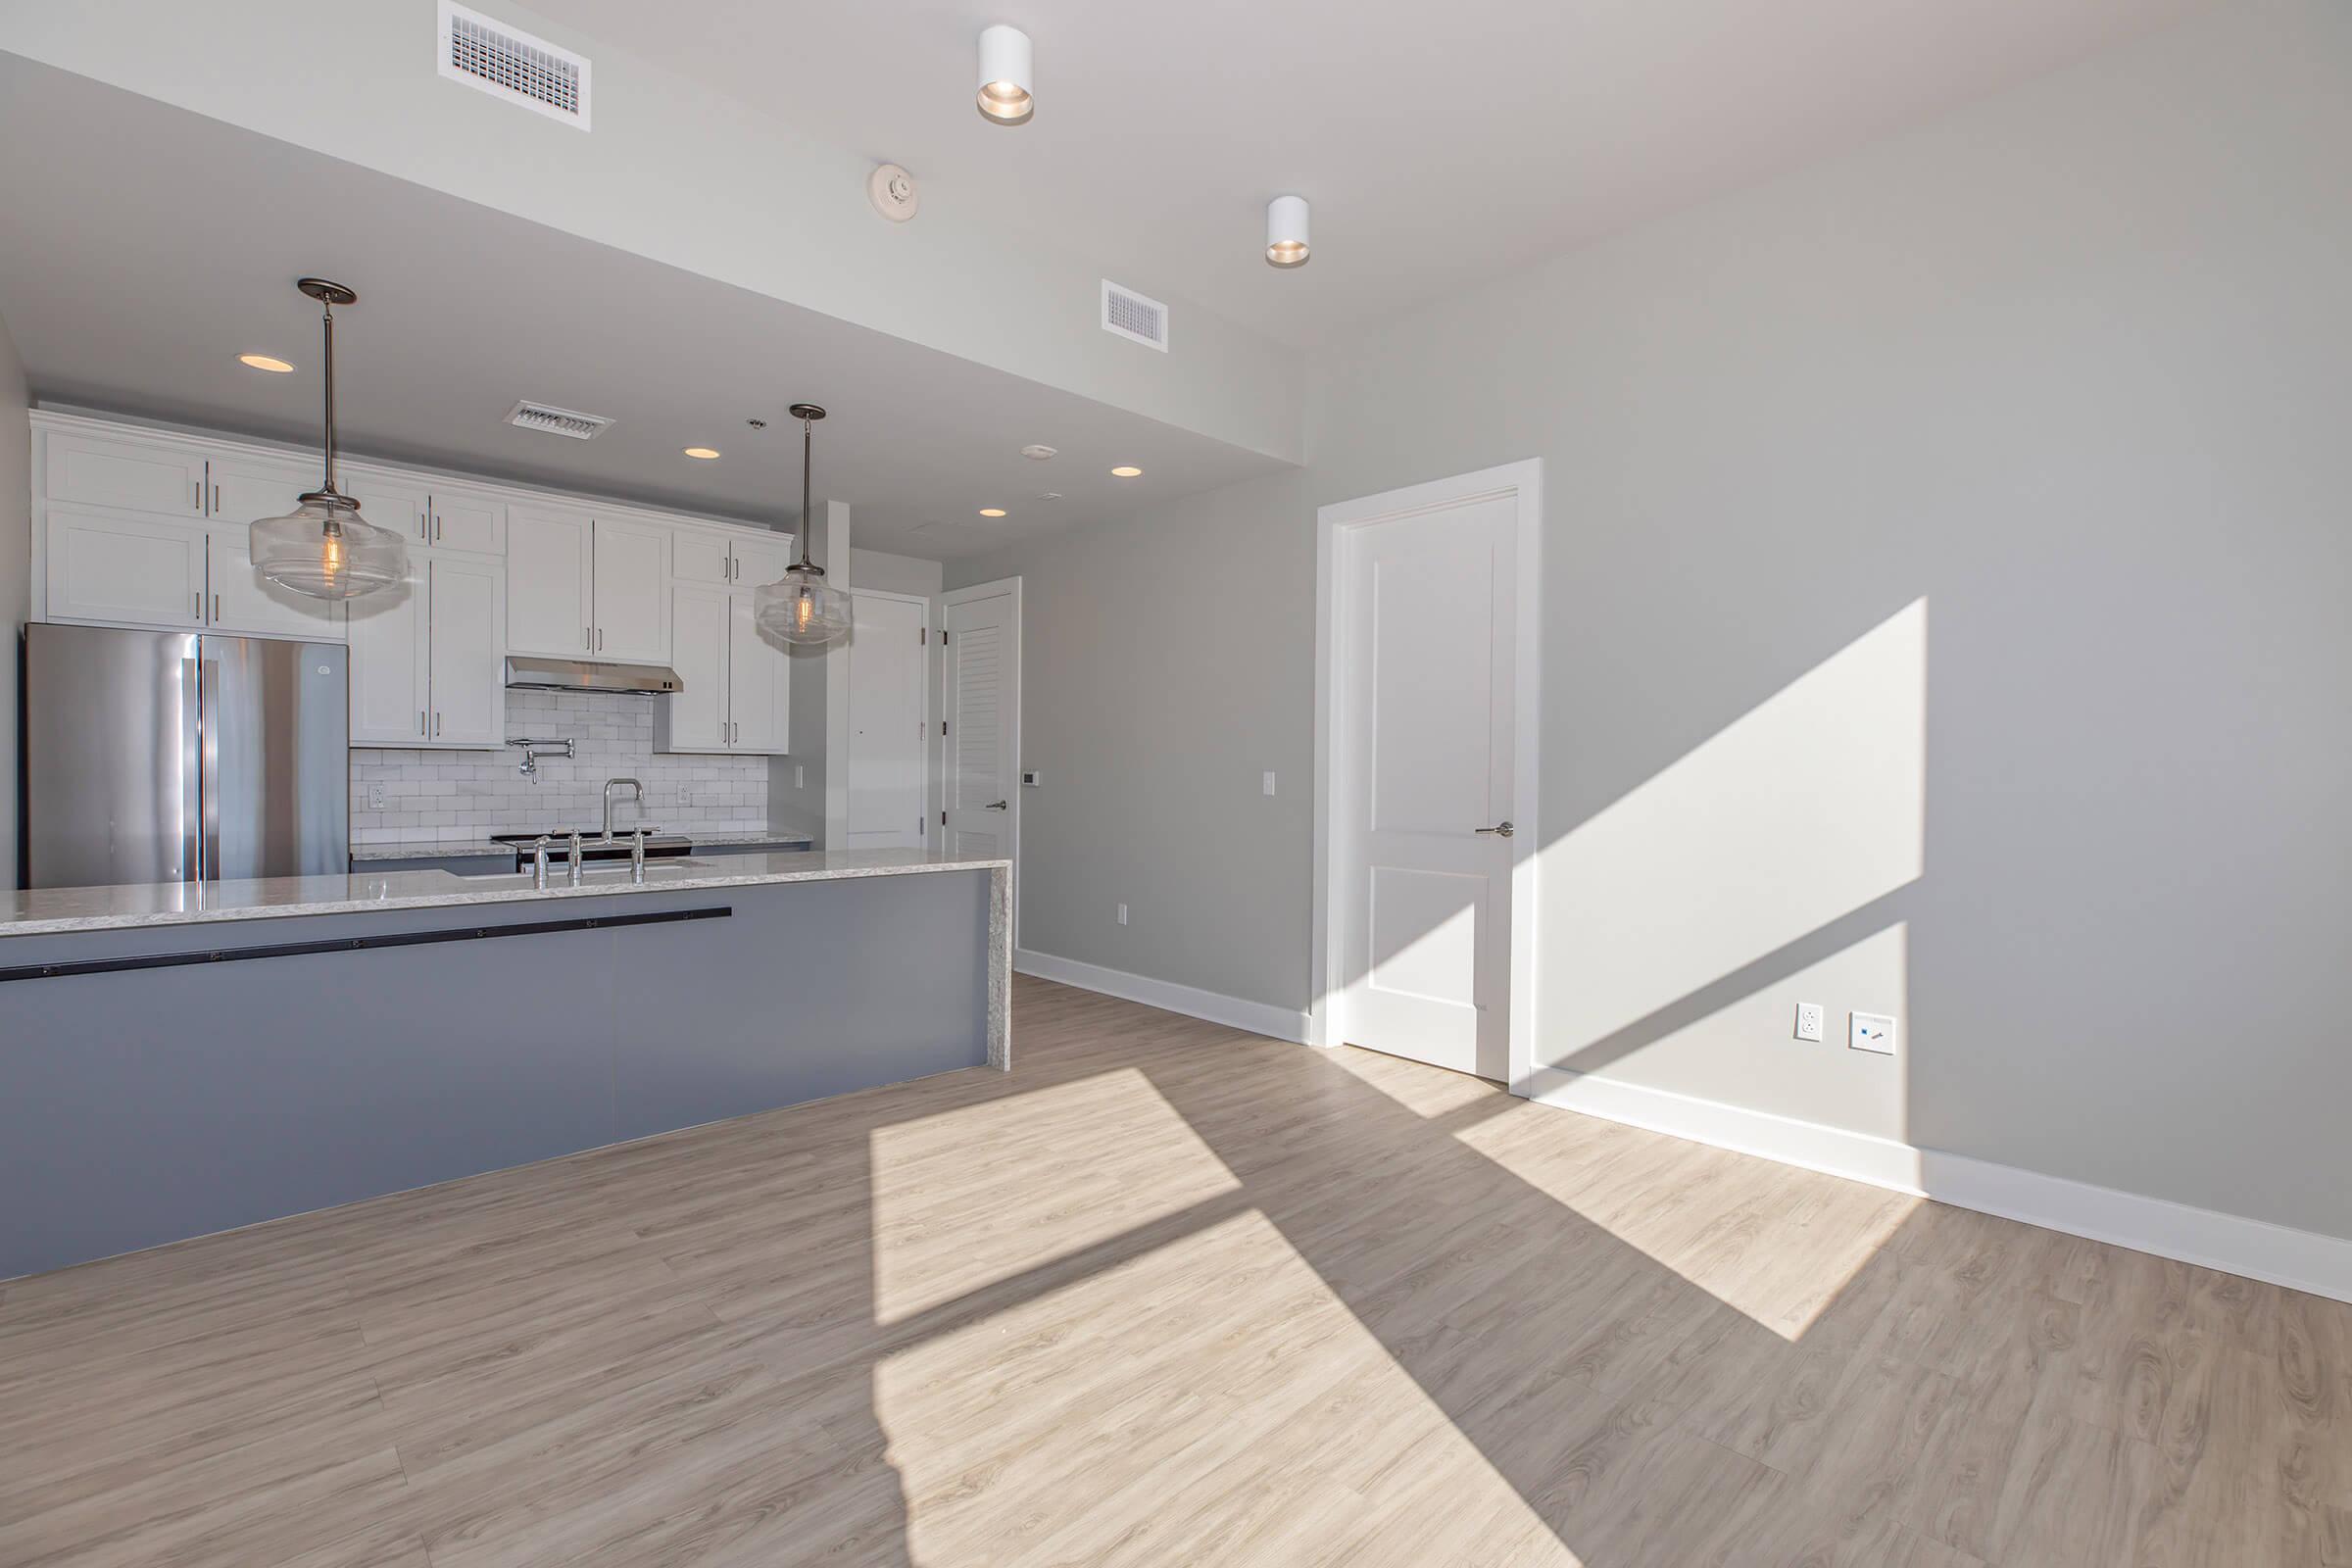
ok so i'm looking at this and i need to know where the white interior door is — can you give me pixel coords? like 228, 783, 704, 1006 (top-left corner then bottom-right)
840, 589, 929, 849
942, 583, 1018, 870
1337, 497, 1516, 1079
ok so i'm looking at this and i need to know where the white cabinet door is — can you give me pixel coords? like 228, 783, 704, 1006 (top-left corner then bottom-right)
591, 517, 670, 662
205, 455, 311, 526
204, 526, 346, 639
347, 562, 430, 745
670, 528, 733, 586
340, 466, 430, 546
428, 557, 506, 747
45, 507, 207, 627
506, 506, 594, 657
43, 430, 206, 517
732, 531, 795, 587
661, 583, 732, 753
427, 488, 506, 557
727, 592, 792, 754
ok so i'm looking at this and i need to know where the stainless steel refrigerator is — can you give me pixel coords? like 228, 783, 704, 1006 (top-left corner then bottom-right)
24, 622, 348, 890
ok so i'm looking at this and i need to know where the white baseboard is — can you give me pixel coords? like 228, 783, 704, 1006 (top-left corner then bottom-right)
1013, 949, 1310, 1045
1521, 1065, 2352, 1305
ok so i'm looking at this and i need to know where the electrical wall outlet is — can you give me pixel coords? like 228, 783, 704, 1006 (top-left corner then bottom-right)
1849, 1011, 1897, 1055
368, 783, 388, 811
1116, 903, 1129, 926
1794, 1003, 1825, 1043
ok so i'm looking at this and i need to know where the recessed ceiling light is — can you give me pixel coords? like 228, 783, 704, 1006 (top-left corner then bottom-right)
976, 24, 1034, 124
1110, 466, 1144, 478
1020, 444, 1057, 461
1266, 195, 1310, 269
683, 446, 721, 460
238, 353, 296, 373
979, 508, 1008, 517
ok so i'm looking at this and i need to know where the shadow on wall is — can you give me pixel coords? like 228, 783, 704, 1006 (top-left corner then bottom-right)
1346, 597, 1929, 1148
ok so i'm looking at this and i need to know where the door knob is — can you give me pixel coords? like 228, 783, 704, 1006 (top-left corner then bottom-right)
1475, 821, 1515, 838
984, 800, 1009, 810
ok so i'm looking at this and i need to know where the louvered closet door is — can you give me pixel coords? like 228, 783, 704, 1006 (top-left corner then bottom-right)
942, 592, 1014, 860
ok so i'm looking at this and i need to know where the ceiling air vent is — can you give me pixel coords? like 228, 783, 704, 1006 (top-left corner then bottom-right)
1101, 280, 1169, 353
506, 401, 613, 441
437, 2, 591, 129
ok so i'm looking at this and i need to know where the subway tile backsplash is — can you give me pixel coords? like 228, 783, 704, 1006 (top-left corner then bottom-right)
350, 688, 769, 846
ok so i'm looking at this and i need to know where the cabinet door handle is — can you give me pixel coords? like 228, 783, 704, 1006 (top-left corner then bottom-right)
434, 711, 442, 738
212, 593, 220, 621
419, 710, 426, 736
211, 483, 220, 513
432, 513, 441, 543
193, 479, 203, 513
584, 625, 592, 651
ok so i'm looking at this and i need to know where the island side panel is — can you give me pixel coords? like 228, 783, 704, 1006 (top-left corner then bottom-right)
603, 868, 993, 1141
0, 870, 994, 1280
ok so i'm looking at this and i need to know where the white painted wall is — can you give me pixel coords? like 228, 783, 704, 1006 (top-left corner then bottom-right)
848, 549, 943, 599
0, 1, 1300, 466
964, 3, 2352, 1244
0, 315, 26, 890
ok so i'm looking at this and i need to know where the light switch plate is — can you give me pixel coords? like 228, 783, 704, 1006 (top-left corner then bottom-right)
1116, 903, 1129, 926
1849, 1011, 1897, 1055
1794, 1003, 1825, 1043
1262, 770, 1277, 797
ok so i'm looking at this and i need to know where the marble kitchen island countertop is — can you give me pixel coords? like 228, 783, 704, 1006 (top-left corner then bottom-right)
0, 849, 1009, 939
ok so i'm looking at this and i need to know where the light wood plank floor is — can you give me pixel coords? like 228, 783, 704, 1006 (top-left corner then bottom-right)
4, 975, 2347, 1566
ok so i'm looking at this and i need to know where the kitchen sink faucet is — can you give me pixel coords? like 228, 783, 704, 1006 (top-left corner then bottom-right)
602, 778, 644, 842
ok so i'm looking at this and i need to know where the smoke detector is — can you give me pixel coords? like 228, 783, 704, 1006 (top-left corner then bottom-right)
506, 400, 613, 440
1020, 444, 1056, 461
867, 163, 918, 222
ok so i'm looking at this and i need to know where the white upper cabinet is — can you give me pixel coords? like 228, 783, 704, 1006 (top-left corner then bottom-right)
426, 488, 507, 557
670, 528, 733, 587
659, 583, 731, 752
204, 454, 311, 526
340, 466, 431, 546
732, 532, 795, 587
43, 429, 207, 517
590, 516, 670, 662
204, 525, 345, 639
427, 557, 506, 746
505, 505, 595, 657
347, 562, 430, 745
45, 505, 208, 627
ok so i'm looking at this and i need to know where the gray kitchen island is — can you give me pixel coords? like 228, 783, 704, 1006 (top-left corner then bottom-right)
0, 849, 1009, 1279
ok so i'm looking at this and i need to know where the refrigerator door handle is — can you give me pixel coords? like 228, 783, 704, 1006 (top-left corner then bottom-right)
179, 654, 203, 883
199, 659, 221, 883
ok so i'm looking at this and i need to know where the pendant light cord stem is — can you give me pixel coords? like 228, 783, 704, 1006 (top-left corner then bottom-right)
318, 300, 339, 495
796, 414, 819, 573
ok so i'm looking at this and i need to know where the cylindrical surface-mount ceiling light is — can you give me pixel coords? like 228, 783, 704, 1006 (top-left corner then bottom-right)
976, 25, 1034, 124
1266, 195, 1311, 268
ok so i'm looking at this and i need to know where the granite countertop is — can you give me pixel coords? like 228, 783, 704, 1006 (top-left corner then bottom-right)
348, 832, 814, 862
0, 850, 1011, 939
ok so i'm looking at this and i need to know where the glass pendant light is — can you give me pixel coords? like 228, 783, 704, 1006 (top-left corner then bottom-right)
250, 278, 407, 600
753, 404, 855, 647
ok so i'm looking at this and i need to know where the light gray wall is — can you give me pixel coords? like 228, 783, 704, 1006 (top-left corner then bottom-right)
849, 548, 944, 599
0, 315, 26, 890
967, 2, 2352, 1241
949, 470, 1315, 1011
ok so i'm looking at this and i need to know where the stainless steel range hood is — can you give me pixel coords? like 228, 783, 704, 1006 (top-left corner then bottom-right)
504, 656, 682, 695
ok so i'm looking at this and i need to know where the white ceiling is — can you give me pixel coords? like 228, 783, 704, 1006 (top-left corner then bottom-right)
0, 57, 1286, 559
535, 0, 2214, 347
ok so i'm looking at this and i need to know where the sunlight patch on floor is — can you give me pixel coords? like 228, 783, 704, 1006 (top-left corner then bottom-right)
874, 1206, 1583, 1566
867, 1068, 1241, 1325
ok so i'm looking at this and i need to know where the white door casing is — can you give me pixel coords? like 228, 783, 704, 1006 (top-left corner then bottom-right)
841, 588, 930, 849
1315, 462, 1544, 1090
941, 580, 1021, 934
